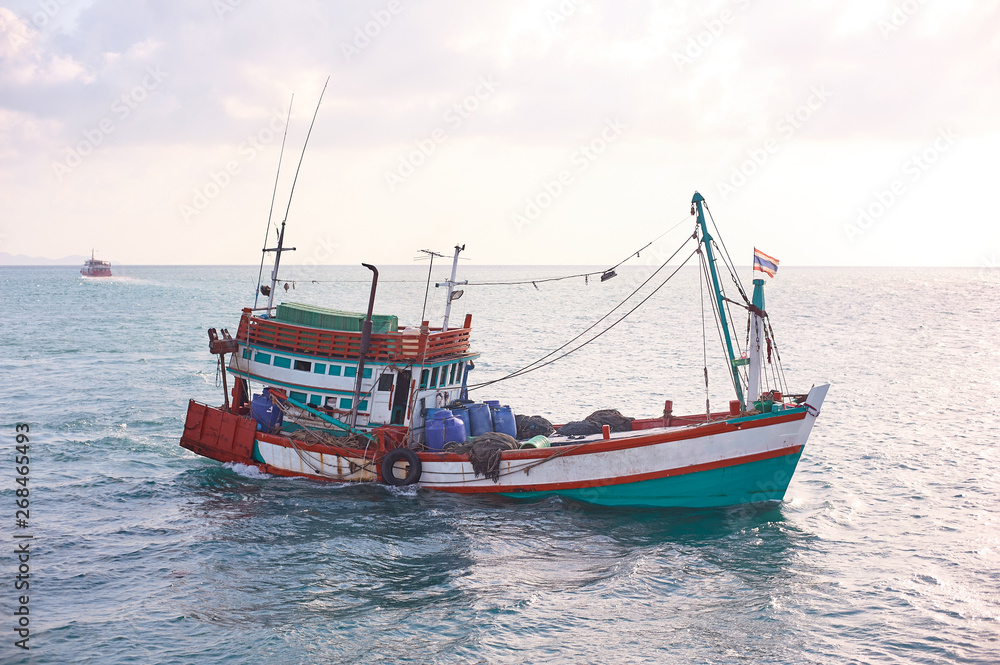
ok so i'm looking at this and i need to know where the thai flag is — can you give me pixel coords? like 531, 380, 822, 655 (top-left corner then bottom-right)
753, 248, 779, 278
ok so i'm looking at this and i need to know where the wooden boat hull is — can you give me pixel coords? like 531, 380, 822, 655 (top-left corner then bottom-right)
182, 385, 828, 508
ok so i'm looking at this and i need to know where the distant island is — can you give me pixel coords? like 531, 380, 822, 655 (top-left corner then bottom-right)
0, 252, 91, 266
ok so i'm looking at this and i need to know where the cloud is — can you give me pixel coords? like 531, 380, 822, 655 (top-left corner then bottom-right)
1, 0, 998, 265
0, 7, 91, 85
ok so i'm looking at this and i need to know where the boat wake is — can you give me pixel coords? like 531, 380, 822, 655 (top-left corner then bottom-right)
223, 462, 271, 480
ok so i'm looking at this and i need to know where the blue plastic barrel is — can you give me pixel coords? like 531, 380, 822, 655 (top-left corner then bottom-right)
250, 390, 282, 433
442, 413, 466, 446
484, 400, 501, 409
426, 412, 447, 451
491, 405, 517, 438
468, 403, 493, 436
450, 407, 472, 440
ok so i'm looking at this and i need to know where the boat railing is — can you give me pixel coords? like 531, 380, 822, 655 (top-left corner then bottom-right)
235, 309, 473, 361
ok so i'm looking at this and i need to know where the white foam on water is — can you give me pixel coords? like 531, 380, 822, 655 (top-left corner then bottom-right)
223, 462, 271, 479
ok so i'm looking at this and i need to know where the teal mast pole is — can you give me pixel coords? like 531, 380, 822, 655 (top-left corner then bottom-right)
692, 191, 745, 407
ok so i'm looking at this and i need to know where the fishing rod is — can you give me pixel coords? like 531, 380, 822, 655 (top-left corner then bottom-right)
263, 77, 331, 314
254, 95, 294, 309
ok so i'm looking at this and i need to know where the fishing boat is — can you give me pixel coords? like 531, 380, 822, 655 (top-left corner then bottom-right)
179, 188, 829, 508
80, 250, 112, 277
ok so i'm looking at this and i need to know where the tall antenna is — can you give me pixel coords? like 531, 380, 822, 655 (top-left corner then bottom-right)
254, 95, 293, 309
416, 249, 445, 324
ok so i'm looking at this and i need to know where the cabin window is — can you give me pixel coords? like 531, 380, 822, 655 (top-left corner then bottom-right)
344, 366, 357, 378
309, 394, 322, 406
254, 352, 271, 365
377, 374, 394, 392
339, 397, 353, 410
325, 396, 337, 408
314, 363, 326, 374
430, 367, 439, 387
289, 391, 307, 403
294, 359, 311, 372
449, 364, 457, 385
273, 356, 291, 369
456, 362, 464, 384
358, 400, 368, 411
362, 368, 372, 379
329, 365, 342, 376
242, 349, 251, 359
440, 368, 449, 387
420, 369, 429, 389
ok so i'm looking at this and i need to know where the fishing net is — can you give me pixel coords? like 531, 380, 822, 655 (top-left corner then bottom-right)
555, 409, 634, 437
585, 409, 634, 432
515, 414, 554, 440
555, 420, 603, 436
467, 432, 518, 482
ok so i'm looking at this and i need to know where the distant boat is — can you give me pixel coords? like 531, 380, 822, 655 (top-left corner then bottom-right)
80, 250, 111, 277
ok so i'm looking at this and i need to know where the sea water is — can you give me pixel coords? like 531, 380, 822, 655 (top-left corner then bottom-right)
2, 264, 998, 664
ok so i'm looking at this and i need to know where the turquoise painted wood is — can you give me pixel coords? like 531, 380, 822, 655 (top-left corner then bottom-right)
499, 450, 804, 508
693, 192, 745, 407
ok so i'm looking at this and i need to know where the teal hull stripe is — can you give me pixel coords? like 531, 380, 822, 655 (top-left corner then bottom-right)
229, 371, 365, 399
251, 440, 265, 464
241, 342, 479, 367
499, 450, 804, 508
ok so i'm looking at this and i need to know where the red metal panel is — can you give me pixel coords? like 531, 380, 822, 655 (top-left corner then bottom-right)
179, 401, 257, 464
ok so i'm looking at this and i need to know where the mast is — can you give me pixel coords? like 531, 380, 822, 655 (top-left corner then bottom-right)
747, 278, 766, 403
264, 221, 295, 314
693, 192, 745, 407
437, 244, 467, 331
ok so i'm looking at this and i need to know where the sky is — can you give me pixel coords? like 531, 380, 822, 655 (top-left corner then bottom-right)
0, 0, 998, 267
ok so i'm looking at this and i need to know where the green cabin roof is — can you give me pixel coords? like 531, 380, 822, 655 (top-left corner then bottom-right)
274, 302, 399, 334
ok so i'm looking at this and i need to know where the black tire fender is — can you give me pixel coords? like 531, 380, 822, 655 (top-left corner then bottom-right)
380, 448, 422, 486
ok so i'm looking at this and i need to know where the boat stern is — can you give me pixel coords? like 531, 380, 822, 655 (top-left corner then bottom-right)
179, 400, 258, 465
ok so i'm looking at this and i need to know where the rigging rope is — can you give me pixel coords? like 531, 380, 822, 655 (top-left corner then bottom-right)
465, 214, 693, 286
279, 214, 695, 288
698, 248, 710, 419
698, 245, 741, 402
467, 235, 699, 391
